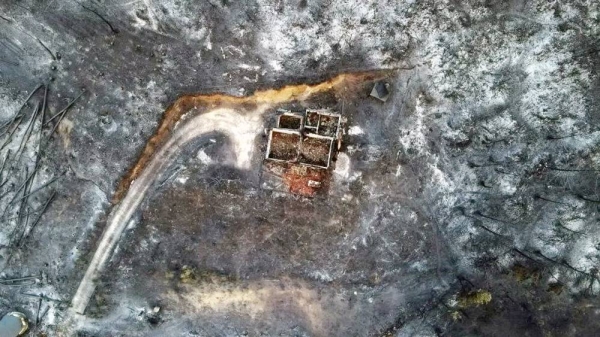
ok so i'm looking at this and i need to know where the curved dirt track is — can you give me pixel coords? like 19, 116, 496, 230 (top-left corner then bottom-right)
71, 107, 268, 314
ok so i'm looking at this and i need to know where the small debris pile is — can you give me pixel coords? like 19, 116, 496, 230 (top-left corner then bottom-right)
267, 130, 300, 162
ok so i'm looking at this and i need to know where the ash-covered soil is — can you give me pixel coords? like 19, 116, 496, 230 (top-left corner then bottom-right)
0, 0, 600, 336
88, 94, 445, 336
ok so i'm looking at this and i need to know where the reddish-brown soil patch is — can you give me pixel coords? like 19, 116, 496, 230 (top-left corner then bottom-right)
283, 164, 328, 197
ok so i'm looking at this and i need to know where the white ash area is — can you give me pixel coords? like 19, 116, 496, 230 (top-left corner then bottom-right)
404, 1, 600, 294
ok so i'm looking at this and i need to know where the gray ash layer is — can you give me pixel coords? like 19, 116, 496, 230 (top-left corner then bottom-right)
0, 1, 599, 336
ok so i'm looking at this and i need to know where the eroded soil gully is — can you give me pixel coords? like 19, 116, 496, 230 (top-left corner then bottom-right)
70, 70, 390, 316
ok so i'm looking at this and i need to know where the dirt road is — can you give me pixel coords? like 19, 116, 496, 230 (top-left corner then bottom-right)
70, 106, 268, 314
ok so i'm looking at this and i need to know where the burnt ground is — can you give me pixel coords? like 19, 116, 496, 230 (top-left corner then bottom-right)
1, 0, 600, 336
85, 88, 449, 336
